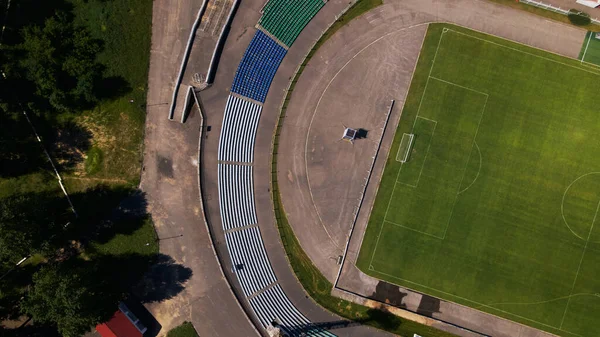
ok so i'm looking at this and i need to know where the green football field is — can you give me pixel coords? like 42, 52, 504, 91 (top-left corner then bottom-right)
357, 24, 600, 337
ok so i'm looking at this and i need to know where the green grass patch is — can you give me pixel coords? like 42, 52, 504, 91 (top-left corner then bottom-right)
91, 218, 158, 257
0, 172, 61, 199
271, 3, 456, 336
84, 146, 104, 175
357, 23, 600, 337
166, 322, 199, 337
68, 0, 152, 185
579, 31, 600, 66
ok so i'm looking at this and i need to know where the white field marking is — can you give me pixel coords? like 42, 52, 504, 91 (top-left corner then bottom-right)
560, 172, 600, 242
581, 32, 592, 64
580, 60, 600, 70
396, 133, 414, 162
384, 219, 444, 239
397, 181, 418, 188
368, 266, 585, 337
446, 28, 600, 77
369, 26, 446, 267
370, 28, 593, 337
441, 86, 488, 240
560, 199, 600, 329
429, 76, 489, 96
481, 292, 600, 309
307, 23, 432, 255
398, 118, 437, 188
458, 142, 482, 195
413, 115, 438, 123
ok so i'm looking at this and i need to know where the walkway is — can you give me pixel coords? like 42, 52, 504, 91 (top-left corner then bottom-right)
140, 0, 256, 335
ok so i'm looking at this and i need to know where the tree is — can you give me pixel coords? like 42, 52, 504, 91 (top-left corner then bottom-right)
0, 193, 70, 262
16, 11, 103, 113
21, 262, 120, 337
568, 9, 592, 26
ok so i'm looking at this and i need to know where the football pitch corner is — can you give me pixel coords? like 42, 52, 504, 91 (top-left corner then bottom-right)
357, 23, 600, 337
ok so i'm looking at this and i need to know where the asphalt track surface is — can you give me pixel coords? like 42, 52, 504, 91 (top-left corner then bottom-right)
141, 0, 587, 336
278, 0, 586, 336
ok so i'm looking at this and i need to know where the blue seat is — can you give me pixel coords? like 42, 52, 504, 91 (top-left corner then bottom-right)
231, 30, 287, 103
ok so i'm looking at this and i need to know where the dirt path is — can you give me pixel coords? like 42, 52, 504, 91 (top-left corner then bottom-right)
277, 0, 586, 336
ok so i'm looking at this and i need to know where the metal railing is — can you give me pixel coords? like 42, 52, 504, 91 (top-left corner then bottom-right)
519, 0, 600, 24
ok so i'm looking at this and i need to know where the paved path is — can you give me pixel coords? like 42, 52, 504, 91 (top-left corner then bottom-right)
140, 0, 257, 335
534, 0, 600, 18
277, 0, 587, 336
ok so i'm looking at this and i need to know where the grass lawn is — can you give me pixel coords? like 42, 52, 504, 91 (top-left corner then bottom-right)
0, 0, 152, 195
579, 31, 600, 66
65, 0, 152, 191
166, 322, 199, 337
357, 23, 600, 337
91, 217, 158, 257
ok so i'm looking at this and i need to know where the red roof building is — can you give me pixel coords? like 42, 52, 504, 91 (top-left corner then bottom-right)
96, 302, 147, 337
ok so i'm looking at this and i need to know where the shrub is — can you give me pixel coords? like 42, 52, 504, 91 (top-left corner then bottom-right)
568, 9, 592, 26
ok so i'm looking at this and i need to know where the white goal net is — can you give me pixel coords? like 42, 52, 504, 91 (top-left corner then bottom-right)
396, 133, 414, 163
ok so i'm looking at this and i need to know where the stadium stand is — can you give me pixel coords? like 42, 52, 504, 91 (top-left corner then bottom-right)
258, 0, 327, 47
216, 0, 332, 334
218, 95, 262, 163
230, 30, 287, 103
250, 284, 336, 336
218, 164, 258, 231
226, 226, 277, 297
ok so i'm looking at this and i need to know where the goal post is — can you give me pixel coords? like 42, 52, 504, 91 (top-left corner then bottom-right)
396, 133, 414, 163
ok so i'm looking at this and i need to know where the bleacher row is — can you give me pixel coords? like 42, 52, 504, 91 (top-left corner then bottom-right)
218, 161, 335, 336
250, 284, 335, 337
218, 164, 257, 230
217, 0, 334, 335
225, 226, 276, 297
230, 30, 287, 103
259, 0, 327, 47
218, 95, 262, 163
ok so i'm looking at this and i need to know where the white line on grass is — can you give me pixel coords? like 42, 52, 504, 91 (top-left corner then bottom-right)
458, 142, 482, 195
429, 76, 489, 96
384, 219, 444, 239
560, 172, 600, 242
370, 28, 446, 267
560, 199, 600, 329
368, 266, 585, 337
581, 32, 592, 65
408, 118, 436, 188
441, 89, 488, 240
483, 292, 600, 309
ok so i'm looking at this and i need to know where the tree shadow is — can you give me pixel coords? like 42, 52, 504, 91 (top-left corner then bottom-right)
47, 120, 93, 173
357, 307, 402, 331
67, 186, 149, 245
134, 254, 193, 303
0, 108, 94, 178
95, 75, 132, 101
0, 323, 61, 337
0, 111, 50, 178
